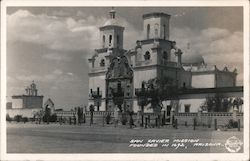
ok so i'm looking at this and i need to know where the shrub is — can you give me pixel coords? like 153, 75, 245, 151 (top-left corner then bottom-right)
6, 114, 12, 122
226, 119, 238, 128
50, 113, 57, 122
22, 117, 28, 123
106, 114, 111, 124
13, 115, 22, 122
121, 113, 127, 125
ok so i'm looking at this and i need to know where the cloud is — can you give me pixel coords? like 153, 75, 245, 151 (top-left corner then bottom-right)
42, 53, 71, 61
7, 9, 141, 56
171, 27, 243, 85
7, 10, 100, 52
14, 69, 79, 83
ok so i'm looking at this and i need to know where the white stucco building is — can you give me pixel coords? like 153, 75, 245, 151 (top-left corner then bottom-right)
88, 9, 242, 114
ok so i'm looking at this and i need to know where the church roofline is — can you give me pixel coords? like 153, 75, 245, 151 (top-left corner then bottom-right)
143, 12, 171, 19
12, 95, 44, 99
137, 38, 173, 45
44, 98, 54, 106
95, 48, 127, 54
189, 67, 237, 75
178, 86, 243, 95
99, 25, 124, 31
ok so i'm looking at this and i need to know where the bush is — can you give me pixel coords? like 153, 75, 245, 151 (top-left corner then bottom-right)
22, 117, 28, 123
121, 113, 127, 125
226, 119, 238, 128
50, 113, 57, 122
13, 115, 22, 122
6, 114, 12, 122
106, 114, 111, 124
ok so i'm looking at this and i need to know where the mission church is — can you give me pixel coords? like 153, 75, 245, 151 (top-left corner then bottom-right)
88, 8, 242, 114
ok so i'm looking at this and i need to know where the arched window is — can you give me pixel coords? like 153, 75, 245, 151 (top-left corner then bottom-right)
163, 51, 168, 60
154, 23, 159, 38
102, 35, 105, 48
147, 24, 150, 39
109, 35, 112, 45
100, 59, 105, 67
144, 51, 151, 60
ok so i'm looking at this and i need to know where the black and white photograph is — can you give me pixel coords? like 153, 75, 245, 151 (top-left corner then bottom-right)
1, 0, 249, 161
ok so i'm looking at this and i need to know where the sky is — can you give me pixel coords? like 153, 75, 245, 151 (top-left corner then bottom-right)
6, 7, 243, 110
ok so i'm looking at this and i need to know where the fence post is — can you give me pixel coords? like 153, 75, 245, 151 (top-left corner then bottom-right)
83, 114, 86, 123
129, 114, 133, 129
73, 116, 76, 125
155, 118, 158, 127
193, 118, 196, 130
175, 119, 178, 129
208, 117, 211, 128
238, 119, 240, 131
102, 115, 105, 127
158, 115, 161, 127
163, 111, 166, 125
148, 115, 150, 126
145, 118, 148, 128
214, 119, 217, 131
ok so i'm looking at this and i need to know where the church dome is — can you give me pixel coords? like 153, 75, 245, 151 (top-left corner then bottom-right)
182, 52, 205, 64
103, 18, 120, 26
102, 7, 123, 27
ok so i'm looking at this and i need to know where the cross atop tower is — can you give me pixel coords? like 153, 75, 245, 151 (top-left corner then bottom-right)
109, 7, 116, 19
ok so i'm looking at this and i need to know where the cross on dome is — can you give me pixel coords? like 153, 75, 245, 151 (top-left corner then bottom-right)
109, 7, 116, 19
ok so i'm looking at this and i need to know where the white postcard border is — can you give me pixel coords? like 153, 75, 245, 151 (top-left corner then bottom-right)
1, 0, 249, 161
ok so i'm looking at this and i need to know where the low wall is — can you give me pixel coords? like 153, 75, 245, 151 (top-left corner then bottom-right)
7, 108, 41, 118
55, 111, 162, 124
174, 112, 244, 127
40, 110, 244, 128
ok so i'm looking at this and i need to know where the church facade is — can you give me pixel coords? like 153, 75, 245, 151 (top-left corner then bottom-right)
88, 9, 242, 113
6, 81, 44, 118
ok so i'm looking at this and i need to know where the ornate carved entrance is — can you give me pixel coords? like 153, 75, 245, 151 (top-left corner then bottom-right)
106, 55, 133, 112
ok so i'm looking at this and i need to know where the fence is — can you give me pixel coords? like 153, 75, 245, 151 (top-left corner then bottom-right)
54, 110, 163, 124
54, 110, 243, 128
174, 112, 243, 128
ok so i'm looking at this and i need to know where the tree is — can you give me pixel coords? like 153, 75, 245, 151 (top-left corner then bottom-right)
43, 106, 51, 124
233, 97, 243, 111
14, 115, 22, 122
141, 76, 176, 112
77, 107, 83, 124
50, 113, 57, 122
204, 96, 235, 112
89, 104, 95, 125
6, 114, 12, 122
135, 76, 176, 126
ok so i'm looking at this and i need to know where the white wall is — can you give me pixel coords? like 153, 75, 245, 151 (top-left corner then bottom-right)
178, 98, 206, 112
192, 73, 215, 88
12, 98, 23, 109
7, 108, 41, 118
88, 99, 106, 111
133, 68, 157, 89
216, 73, 235, 87
89, 74, 106, 98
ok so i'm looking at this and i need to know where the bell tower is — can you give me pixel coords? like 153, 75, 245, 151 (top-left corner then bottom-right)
143, 12, 171, 40
99, 8, 124, 49
88, 8, 127, 111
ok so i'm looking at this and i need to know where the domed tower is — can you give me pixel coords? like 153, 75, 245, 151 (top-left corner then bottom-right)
88, 8, 129, 111
100, 8, 124, 49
